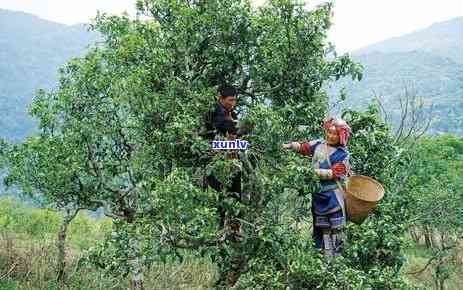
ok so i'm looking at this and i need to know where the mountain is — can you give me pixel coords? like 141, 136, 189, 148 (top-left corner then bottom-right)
355, 17, 463, 63
1, 9, 462, 139
332, 17, 463, 136
0, 9, 99, 141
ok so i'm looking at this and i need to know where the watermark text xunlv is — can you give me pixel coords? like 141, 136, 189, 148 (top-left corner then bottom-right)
211, 139, 248, 150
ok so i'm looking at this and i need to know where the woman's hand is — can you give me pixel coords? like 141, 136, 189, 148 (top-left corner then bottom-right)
281, 142, 301, 151
281, 142, 293, 150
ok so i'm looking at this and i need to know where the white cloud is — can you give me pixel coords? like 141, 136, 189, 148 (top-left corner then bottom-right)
0, 0, 136, 24
328, 0, 463, 52
1, 0, 462, 52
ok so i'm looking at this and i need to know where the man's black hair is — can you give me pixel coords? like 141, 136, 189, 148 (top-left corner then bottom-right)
218, 85, 237, 98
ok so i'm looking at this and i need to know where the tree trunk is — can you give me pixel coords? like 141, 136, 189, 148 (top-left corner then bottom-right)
424, 226, 433, 248
435, 256, 446, 290
410, 227, 420, 244
128, 231, 144, 290
430, 227, 438, 249
57, 207, 80, 281
439, 231, 446, 250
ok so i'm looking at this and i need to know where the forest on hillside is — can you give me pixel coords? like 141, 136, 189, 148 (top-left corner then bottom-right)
0, 9, 99, 141
0, 1, 462, 289
2, 9, 463, 142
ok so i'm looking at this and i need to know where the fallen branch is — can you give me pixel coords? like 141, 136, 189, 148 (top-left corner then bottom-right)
405, 243, 459, 275
0, 260, 19, 279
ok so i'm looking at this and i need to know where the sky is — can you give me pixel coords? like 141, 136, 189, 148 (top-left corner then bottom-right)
1, 0, 463, 52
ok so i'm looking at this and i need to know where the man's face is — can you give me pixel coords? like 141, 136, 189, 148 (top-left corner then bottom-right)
325, 126, 340, 145
219, 95, 236, 111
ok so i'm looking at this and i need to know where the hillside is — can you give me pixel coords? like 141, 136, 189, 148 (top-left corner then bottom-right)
0, 9, 99, 141
356, 17, 463, 63
1, 10, 463, 139
332, 17, 463, 135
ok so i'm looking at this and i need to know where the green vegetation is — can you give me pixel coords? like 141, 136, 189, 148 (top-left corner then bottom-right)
330, 16, 463, 136
0, 1, 462, 289
0, 9, 99, 141
333, 51, 463, 135
0, 198, 111, 250
2, 10, 463, 142
402, 134, 463, 290
0, 198, 215, 289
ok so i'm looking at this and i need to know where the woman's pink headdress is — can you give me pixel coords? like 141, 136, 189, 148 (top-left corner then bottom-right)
323, 117, 351, 147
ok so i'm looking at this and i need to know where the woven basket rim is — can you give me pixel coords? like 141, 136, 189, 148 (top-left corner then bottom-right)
346, 175, 385, 202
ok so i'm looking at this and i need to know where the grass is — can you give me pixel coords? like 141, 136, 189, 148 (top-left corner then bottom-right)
0, 236, 215, 289
1, 197, 462, 289
0, 198, 216, 289
400, 242, 463, 290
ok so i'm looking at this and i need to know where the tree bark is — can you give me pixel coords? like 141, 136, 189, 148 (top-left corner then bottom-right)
57, 207, 80, 281
128, 233, 145, 290
410, 227, 420, 244
424, 226, 433, 248
435, 256, 446, 290
430, 227, 438, 249
439, 231, 446, 250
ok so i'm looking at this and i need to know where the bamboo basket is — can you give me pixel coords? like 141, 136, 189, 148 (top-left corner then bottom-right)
344, 175, 385, 225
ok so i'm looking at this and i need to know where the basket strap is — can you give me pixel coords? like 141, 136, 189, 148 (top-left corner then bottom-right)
324, 142, 345, 192
324, 142, 347, 220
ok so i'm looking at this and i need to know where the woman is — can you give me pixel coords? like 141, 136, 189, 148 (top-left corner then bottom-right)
282, 117, 352, 258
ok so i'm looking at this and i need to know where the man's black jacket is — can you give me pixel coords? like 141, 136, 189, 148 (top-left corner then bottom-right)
203, 102, 239, 140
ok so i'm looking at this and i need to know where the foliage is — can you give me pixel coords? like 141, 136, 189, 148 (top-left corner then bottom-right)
407, 134, 463, 233
0, 197, 213, 289
403, 134, 463, 289
233, 104, 414, 289
0, 197, 111, 249
2, 0, 425, 288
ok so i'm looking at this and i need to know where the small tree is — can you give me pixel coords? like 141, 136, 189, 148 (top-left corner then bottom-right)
3, 135, 98, 281
11, 0, 421, 288
404, 135, 463, 289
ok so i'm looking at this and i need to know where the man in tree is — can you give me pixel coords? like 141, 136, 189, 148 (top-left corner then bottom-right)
282, 117, 352, 259
203, 85, 243, 224
203, 85, 239, 142
201, 85, 247, 286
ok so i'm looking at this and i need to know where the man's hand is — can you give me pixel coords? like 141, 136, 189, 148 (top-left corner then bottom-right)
227, 133, 237, 140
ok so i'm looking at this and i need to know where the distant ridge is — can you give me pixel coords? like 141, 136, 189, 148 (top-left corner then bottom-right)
0, 9, 462, 138
0, 9, 99, 141
353, 16, 463, 63
332, 16, 463, 135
